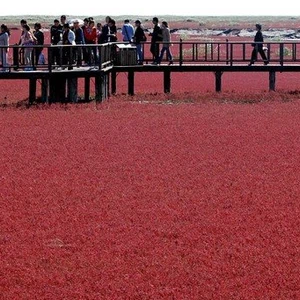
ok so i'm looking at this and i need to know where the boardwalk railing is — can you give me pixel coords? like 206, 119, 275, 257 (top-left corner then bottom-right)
0, 43, 114, 72
141, 40, 300, 66
2, 40, 300, 72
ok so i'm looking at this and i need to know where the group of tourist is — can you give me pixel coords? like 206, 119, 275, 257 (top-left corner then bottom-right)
49, 15, 173, 66
0, 17, 269, 72
0, 19, 45, 71
48, 15, 173, 67
50, 15, 118, 68
0, 15, 175, 71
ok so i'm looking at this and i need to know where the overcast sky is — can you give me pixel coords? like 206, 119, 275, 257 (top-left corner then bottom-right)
0, 1, 298, 17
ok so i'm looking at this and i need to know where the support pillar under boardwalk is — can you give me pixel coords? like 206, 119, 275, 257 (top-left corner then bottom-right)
49, 76, 66, 102
269, 71, 276, 91
41, 78, 49, 103
67, 77, 78, 103
111, 70, 117, 95
95, 73, 109, 102
215, 71, 223, 92
84, 77, 90, 102
128, 71, 134, 95
29, 78, 37, 104
164, 70, 171, 93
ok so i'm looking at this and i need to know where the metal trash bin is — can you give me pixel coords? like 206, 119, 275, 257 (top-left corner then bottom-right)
116, 44, 137, 65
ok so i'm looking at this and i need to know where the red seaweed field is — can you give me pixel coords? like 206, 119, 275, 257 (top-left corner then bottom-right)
1, 96, 300, 298
2, 18, 300, 299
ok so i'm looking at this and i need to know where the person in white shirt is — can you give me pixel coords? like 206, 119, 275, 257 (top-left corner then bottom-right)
62, 23, 75, 69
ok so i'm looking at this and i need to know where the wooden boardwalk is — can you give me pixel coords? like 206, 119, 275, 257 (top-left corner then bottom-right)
1, 41, 300, 103
112, 63, 300, 94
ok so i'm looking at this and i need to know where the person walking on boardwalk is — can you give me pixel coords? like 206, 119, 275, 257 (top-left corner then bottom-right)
249, 23, 269, 66
149, 17, 163, 64
133, 19, 147, 65
0, 24, 10, 72
157, 21, 173, 65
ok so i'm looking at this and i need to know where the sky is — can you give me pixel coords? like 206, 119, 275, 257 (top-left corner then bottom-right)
0, 1, 298, 17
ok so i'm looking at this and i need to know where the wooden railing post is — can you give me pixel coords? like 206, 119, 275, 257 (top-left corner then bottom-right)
226, 39, 229, 65
268, 43, 271, 63
280, 43, 284, 66
292, 43, 296, 61
230, 43, 233, 66
48, 47, 52, 72
99, 45, 103, 66
13, 46, 19, 70
179, 39, 183, 66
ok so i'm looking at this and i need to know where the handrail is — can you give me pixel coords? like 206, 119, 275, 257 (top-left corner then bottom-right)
2, 40, 300, 72
0, 43, 114, 72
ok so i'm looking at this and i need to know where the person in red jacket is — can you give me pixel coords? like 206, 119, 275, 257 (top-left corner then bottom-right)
84, 20, 98, 65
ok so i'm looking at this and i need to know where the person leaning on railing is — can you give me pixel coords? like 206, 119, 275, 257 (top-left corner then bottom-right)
0, 24, 10, 72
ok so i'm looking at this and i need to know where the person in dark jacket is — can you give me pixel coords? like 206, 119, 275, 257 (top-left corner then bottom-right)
249, 23, 269, 66
73, 20, 85, 66
133, 20, 146, 64
149, 17, 162, 64
33, 22, 44, 65
50, 19, 63, 65
99, 16, 112, 44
